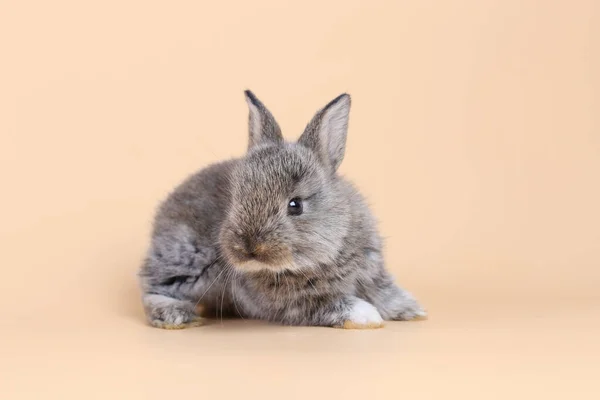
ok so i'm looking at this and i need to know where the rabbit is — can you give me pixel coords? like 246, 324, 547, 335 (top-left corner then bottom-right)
138, 90, 427, 329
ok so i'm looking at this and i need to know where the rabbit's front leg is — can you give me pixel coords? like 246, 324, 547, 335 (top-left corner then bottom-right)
338, 297, 385, 329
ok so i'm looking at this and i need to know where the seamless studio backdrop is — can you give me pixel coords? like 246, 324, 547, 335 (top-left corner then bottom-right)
1, 1, 599, 399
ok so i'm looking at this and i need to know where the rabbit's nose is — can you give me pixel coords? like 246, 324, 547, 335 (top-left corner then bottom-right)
243, 236, 268, 258
249, 243, 268, 257
231, 232, 268, 259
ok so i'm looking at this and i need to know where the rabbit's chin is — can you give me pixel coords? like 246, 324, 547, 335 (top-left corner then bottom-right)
233, 259, 300, 274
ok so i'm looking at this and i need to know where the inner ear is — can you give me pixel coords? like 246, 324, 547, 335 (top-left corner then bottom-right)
298, 93, 351, 172
245, 90, 283, 149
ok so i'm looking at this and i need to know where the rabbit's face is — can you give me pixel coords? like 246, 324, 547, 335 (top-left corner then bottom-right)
219, 90, 352, 273
220, 144, 349, 273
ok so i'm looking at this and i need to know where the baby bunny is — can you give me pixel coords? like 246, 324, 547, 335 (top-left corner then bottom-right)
138, 91, 426, 329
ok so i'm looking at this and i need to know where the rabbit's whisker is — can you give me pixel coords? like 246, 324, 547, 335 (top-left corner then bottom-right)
220, 266, 235, 325
195, 265, 228, 307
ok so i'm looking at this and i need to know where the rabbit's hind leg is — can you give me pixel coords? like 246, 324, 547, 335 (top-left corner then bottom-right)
138, 224, 225, 329
142, 294, 204, 329
373, 282, 428, 321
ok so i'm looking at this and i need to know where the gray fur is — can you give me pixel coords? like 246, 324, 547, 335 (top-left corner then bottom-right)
138, 91, 426, 329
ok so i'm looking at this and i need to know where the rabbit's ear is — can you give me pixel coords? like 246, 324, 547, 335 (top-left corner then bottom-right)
244, 90, 283, 149
298, 94, 351, 172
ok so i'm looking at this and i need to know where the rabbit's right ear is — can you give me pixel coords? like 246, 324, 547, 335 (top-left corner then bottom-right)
298, 93, 351, 173
244, 90, 283, 150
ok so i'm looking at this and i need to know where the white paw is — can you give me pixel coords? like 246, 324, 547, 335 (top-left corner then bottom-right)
340, 298, 384, 329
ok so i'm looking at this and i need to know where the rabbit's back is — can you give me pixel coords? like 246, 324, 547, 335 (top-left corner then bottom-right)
152, 159, 238, 246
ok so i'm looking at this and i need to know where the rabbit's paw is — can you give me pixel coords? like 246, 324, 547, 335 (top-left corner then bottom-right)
149, 314, 205, 330
391, 298, 428, 321
337, 298, 384, 329
144, 294, 205, 329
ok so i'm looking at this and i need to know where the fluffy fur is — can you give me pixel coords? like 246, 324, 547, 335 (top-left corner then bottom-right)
138, 91, 426, 329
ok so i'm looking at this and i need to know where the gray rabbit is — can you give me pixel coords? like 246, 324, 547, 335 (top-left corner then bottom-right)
138, 91, 426, 329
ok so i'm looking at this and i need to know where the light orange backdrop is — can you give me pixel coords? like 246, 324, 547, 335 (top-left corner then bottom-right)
1, 1, 599, 399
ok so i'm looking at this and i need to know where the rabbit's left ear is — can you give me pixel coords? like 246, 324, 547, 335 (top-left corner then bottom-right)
298, 94, 351, 172
244, 90, 283, 150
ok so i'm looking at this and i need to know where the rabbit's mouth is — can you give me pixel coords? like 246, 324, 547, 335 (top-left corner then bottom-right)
233, 259, 294, 273
224, 245, 297, 273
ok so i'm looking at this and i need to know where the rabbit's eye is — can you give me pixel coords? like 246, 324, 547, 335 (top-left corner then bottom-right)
287, 198, 303, 216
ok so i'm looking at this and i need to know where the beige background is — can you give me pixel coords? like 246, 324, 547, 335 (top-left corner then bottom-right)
1, 1, 599, 399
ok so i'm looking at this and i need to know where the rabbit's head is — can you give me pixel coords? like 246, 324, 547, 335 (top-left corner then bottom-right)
220, 91, 353, 273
